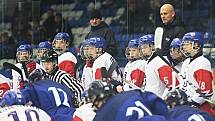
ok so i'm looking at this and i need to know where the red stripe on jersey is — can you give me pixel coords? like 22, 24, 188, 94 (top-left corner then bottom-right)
158, 65, 179, 88
73, 115, 83, 121
130, 69, 145, 87
95, 68, 102, 80
59, 60, 75, 77
213, 68, 215, 86
194, 69, 213, 94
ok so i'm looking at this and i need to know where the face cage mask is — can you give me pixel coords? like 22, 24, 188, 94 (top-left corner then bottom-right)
181, 41, 201, 57
80, 45, 103, 61
170, 48, 186, 64
125, 47, 140, 61
37, 48, 49, 59
52, 40, 68, 55
16, 51, 32, 63
139, 45, 155, 60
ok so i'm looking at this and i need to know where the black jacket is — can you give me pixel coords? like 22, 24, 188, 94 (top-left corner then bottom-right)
85, 21, 118, 56
161, 17, 186, 56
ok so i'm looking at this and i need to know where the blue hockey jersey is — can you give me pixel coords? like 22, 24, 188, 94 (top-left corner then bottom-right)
165, 105, 215, 121
93, 89, 168, 121
21, 79, 75, 121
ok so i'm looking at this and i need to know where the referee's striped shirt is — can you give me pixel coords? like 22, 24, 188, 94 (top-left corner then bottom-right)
47, 70, 84, 101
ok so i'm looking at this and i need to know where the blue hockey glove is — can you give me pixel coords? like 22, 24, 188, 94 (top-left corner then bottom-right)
0, 91, 17, 106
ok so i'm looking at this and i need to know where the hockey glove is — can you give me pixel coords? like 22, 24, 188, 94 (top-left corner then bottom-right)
27, 60, 36, 74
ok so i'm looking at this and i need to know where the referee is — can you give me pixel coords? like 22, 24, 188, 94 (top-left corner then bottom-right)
41, 50, 84, 103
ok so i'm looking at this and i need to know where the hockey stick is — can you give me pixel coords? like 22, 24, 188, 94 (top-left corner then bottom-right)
3, 62, 23, 92
154, 27, 180, 73
21, 61, 29, 79
154, 27, 179, 98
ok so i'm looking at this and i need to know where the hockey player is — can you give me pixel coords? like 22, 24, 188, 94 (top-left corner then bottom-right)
138, 34, 177, 98
123, 39, 146, 91
0, 74, 11, 98
41, 50, 84, 103
180, 32, 214, 114
37, 41, 52, 60
169, 38, 185, 72
52, 32, 77, 77
87, 81, 168, 121
0, 69, 76, 121
165, 89, 215, 121
0, 105, 51, 121
80, 37, 122, 91
13, 44, 41, 89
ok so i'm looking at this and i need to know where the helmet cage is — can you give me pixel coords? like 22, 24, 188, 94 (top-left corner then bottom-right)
125, 47, 140, 61
52, 39, 69, 55
80, 44, 103, 61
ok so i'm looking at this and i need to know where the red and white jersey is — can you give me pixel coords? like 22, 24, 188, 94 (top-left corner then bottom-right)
12, 62, 41, 82
123, 59, 146, 91
92, 52, 122, 82
73, 103, 96, 121
144, 54, 179, 98
0, 74, 11, 97
81, 63, 94, 90
0, 105, 51, 121
179, 55, 213, 104
58, 51, 77, 77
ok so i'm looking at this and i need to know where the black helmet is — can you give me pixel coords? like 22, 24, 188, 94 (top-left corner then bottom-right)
165, 89, 188, 108
88, 81, 114, 103
41, 50, 58, 63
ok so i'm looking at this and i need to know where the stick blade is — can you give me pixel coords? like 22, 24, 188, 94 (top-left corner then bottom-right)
154, 27, 164, 49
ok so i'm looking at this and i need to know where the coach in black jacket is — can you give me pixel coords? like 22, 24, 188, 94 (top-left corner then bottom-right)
85, 9, 118, 57
159, 4, 186, 56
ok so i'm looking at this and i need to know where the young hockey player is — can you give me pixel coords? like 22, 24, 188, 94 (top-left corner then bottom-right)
52, 32, 77, 77
123, 38, 146, 91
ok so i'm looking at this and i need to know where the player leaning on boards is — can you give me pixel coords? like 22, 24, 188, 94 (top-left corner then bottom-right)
52, 32, 77, 77
179, 32, 214, 115
123, 38, 146, 91
138, 34, 178, 98
80, 37, 122, 91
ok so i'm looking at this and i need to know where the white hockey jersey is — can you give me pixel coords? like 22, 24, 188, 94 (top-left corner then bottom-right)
58, 51, 77, 77
0, 105, 51, 121
144, 54, 179, 98
73, 103, 96, 121
123, 59, 146, 91
180, 55, 213, 104
12, 62, 41, 89
81, 52, 122, 89
92, 52, 122, 82
81, 62, 94, 90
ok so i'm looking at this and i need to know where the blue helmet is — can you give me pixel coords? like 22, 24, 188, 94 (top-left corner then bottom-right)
125, 39, 140, 60
182, 32, 204, 47
139, 34, 154, 45
80, 37, 107, 60
17, 44, 32, 53
53, 32, 71, 42
170, 38, 182, 48
82, 37, 107, 49
38, 41, 52, 49
127, 39, 139, 48
16, 44, 33, 62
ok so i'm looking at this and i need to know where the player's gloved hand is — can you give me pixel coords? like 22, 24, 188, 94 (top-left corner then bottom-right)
29, 68, 46, 82
0, 91, 17, 106
27, 60, 36, 74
